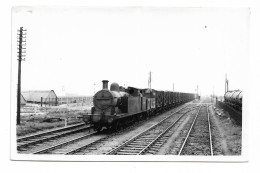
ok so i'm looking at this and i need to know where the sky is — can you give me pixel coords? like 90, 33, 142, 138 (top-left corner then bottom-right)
12, 7, 249, 97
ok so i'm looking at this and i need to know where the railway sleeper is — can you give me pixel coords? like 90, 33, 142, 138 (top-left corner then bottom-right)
150, 145, 162, 149
17, 141, 30, 145
139, 135, 157, 138
133, 141, 153, 145
122, 147, 144, 151
117, 149, 140, 153
146, 150, 157, 154
124, 145, 147, 149
123, 146, 145, 149
152, 143, 164, 147
153, 142, 164, 145
130, 141, 151, 145
161, 135, 171, 138
25, 138, 43, 141
85, 147, 98, 150
125, 145, 147, 148
134, 139, 154, 142
135, 137, 154, 141
17, 146, 27, 151
120, 146, 144, 151
146, 147, 159, 152
51, 151, 66, 154
131, 143, 151, 146
116, 152, 136, 155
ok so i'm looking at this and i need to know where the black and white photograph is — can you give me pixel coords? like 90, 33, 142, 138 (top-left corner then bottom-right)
10, 6, 249, 162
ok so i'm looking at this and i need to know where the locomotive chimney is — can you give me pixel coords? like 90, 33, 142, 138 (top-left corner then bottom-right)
102, 80, 109, 90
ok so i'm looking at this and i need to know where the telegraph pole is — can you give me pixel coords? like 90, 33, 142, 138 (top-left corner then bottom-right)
226, 78, 229, 92
225, 74, 229, 93
148, 71, 152, 91
17, 27, 26, 125
212, 86, 215, 103
150, 71, 152, 90
225, 74, 227, 93
197, 85, 199, 99
94, 82, 96, 95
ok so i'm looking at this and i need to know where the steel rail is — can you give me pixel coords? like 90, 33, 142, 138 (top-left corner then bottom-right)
137, 107, 198, 155
64, 135, 106, 155
63, 106, 178, 155
63, 105, 182, 155
106, 104, 191, 155
63, 111, 160, 155
178, 105, 202, 155
17, 122, 86, 142
207, 104, 214, 156
17, 125, 91, 150
33, 132, 97, 154
64, 104, 194, 155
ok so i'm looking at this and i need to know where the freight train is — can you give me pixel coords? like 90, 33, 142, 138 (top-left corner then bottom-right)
83, 80, 195, 131
224, 90, 242, 112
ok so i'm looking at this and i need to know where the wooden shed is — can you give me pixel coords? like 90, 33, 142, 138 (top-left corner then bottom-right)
21, 90, 58, 106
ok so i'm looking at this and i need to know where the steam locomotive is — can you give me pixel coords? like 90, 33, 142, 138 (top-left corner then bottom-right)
83, 80, 195, 131
224, 90, 242, 112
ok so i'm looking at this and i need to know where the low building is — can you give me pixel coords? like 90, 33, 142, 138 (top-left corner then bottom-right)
22, 90, 58, 106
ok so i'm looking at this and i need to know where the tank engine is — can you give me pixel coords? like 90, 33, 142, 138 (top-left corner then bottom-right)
83, 80, 195, 131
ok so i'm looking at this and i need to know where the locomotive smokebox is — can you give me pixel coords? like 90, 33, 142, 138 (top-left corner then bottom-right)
102, 80, 109, 90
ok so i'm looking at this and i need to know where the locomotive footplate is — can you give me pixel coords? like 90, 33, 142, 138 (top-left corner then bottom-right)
83, 113, 119, 125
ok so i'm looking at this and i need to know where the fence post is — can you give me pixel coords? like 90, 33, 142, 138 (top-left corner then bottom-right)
41, 97, 43, 107
64, 118, 67, 126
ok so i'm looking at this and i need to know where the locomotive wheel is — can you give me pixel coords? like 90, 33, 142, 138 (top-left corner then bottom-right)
138, 113, 145, 121
108, 120, 120, 132
137, 114, 142, 121
145, 112, 149, 120
106, 125, 114, 133
94, 125, 102, 132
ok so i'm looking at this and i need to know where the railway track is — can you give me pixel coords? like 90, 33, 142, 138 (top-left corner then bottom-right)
178, 104, 213, 155
24, 103, 208, 155
48, 104, 191, 155
38, 115, 159, 155
32, 106, 185, 155
105, 105, 198, 155
17, 122, 93, 152
33, 131, 98, 154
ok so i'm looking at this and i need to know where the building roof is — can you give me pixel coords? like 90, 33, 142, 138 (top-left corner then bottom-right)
21, 90, 57, 102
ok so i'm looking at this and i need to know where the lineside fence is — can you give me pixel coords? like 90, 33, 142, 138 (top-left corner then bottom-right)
25, 98, 58, 107
23, 97, 93, 107
57, 96, 93, 105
